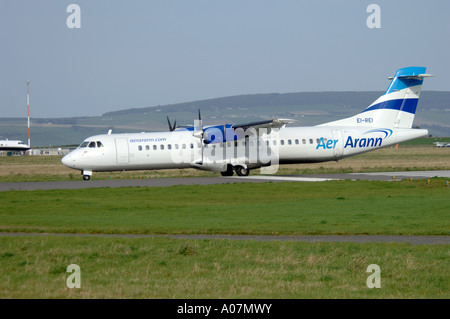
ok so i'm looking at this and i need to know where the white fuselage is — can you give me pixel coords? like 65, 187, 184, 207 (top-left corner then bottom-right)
61, 126, 428, 174
0, 140, 30, 152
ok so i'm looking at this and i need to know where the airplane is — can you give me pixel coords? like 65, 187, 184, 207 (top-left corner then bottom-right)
0, 138, 31, 152
62, 66, 433, 180
433, 142, 449, 147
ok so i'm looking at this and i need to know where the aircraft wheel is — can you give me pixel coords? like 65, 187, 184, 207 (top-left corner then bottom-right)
83, 175, 91, 181
220, 165, 234, 176
235, 166, 249, 177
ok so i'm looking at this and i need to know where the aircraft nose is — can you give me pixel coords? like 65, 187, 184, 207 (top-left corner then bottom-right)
61, 152, 74, 167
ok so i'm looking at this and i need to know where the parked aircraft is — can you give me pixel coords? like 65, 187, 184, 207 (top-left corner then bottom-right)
433, 142, 449, 147
0, 139, 31, 152
62, 67, 433, 180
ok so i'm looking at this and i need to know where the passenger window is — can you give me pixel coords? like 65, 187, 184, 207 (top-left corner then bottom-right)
302, 139, 306, 144
138, 145, 143, 151
309, 139, 313, 144
295, 139, 299, 145
280, 140, 285, 145
160, 145, 164, 150
190, 143, 194, 149
316, 138, 321, 144
175, 144, 179, 150
153, 145, 157, 150
146, 145, 150, 151
182, 144, 186, 149
168, 144, 172, 150
288, 140, 292, 145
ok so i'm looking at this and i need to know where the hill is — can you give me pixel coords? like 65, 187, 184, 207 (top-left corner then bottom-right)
1, 91, 450, 146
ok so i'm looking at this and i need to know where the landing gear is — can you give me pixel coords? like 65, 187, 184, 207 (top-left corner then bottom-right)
82, 170, 92, 181
235, 165, 250, 177
220, 165, 234, 177
220, 165, 250, 177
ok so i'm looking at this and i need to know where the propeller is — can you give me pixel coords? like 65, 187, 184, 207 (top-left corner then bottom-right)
193, 108, 204, 139
167, 116, 177, 132
192, 108, 205, 164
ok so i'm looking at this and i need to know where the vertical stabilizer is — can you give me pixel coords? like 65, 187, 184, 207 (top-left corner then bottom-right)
319, 67, 433, 128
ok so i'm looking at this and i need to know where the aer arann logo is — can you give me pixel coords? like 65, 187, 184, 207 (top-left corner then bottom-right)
344, 128, 393, 149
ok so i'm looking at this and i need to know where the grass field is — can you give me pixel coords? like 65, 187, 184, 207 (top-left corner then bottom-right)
0, 236, 448, 298
1, 180, 449, 236
0, 145, 449, 299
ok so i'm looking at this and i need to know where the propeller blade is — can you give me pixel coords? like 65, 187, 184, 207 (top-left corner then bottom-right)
167, 116, 176, 131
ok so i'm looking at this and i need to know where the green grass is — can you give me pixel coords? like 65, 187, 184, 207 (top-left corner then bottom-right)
1, 176, 449, 298
1, 180, 449, 236
0, 236, 448, 298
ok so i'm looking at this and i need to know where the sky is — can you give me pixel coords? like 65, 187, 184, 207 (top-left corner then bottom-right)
1, 0, 450, 118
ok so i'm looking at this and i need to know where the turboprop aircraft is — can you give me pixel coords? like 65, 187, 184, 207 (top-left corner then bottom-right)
62, 66, 432, 180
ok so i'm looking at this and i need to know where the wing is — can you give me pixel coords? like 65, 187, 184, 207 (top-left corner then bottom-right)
231, 118, 295, 130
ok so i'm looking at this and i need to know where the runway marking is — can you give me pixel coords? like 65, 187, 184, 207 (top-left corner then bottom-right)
350, 170, 450, 179
226, 175, 335, 182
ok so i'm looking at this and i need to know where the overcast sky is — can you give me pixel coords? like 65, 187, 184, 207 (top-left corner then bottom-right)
1, 0, 449, 118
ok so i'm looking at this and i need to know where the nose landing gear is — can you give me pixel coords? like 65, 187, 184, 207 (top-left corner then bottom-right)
82, 170, 92, 181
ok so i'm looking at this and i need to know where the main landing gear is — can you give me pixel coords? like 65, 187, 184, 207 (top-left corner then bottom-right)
220, 165, 250, 177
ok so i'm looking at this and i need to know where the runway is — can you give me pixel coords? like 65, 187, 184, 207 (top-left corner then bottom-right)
1, 170, 449, 191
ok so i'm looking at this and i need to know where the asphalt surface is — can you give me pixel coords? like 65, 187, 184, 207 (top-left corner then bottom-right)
1, 170, 450, 191
1, 232, 449, 245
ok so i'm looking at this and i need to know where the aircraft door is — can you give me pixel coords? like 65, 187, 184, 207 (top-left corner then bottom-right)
115, 138, 129, 164
332, 129, 344, 159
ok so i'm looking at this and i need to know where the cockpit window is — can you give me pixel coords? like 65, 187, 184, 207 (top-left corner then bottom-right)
88, 142, 96, 148
97, 141, 103, 148
79, 141, 89, 148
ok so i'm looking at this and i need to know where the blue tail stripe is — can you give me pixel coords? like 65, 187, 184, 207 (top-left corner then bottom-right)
362, 98, 418, 114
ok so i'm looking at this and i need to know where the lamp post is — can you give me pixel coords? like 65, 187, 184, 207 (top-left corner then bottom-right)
26, 81, 30, 148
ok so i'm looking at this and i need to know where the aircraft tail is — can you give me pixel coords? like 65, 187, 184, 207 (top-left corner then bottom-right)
320, 67, 433, 128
